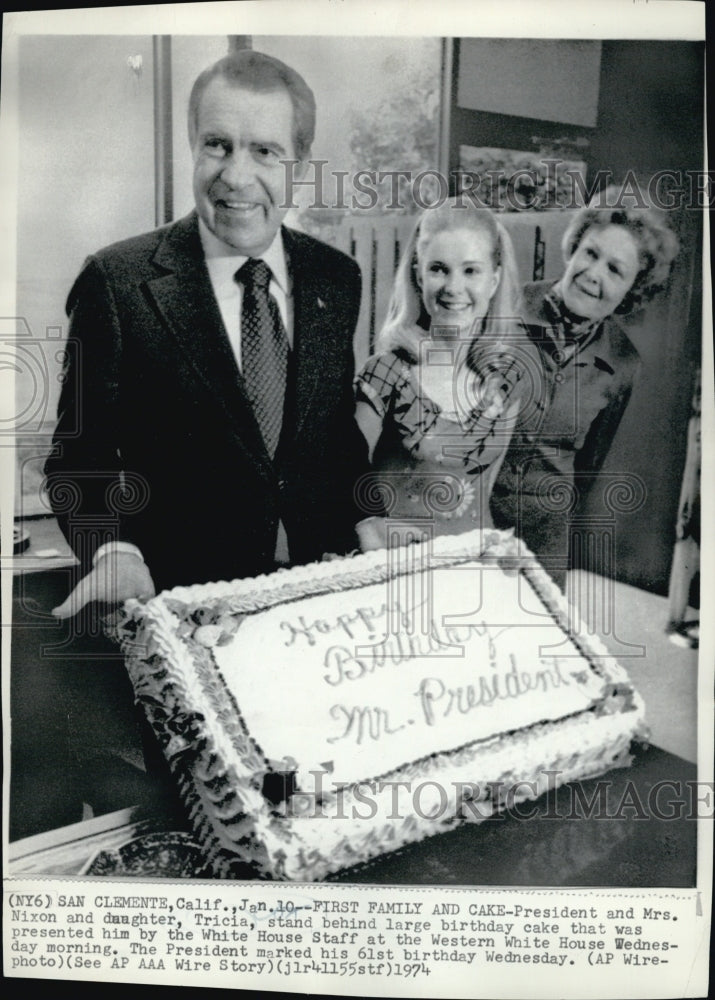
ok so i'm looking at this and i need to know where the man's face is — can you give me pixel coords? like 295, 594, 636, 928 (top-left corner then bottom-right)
192, 78, 303, 255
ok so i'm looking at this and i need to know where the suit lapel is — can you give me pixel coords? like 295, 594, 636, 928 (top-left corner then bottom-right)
145, 213, 274, 480
283, 227, 333, 439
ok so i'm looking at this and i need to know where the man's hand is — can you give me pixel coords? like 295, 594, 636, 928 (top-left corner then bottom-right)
52, 551, 156, 619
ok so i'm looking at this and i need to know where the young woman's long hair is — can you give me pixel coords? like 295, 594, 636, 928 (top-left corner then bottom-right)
377, 197, 524, 361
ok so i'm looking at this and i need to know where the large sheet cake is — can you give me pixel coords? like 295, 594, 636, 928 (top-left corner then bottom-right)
115, 529, 645, 881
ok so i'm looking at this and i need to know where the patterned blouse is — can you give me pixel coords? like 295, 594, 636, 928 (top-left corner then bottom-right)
355, 343, 540, 534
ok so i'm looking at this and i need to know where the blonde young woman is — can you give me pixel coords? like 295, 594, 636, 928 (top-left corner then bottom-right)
355, 198, 544, 549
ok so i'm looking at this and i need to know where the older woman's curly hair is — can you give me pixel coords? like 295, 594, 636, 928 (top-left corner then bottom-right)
561, 195, 680, 315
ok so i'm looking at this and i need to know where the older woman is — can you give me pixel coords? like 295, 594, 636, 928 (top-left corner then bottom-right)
490, 198, 679, 587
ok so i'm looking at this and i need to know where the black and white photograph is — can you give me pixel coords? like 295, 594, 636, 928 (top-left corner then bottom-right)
2, 1, 711, 996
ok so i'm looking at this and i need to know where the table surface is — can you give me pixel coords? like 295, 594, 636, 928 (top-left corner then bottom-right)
9, 515, 77, 574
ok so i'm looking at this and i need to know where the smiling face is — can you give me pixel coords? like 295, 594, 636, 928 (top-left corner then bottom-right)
192, 78, 306, 255
560, 224, 641, 321
417, 228, 501, 337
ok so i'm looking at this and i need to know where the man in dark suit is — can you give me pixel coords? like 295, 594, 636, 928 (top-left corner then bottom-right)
46, 50, 369, 615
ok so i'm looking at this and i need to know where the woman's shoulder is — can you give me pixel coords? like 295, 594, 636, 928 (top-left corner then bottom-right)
355, 349, 416, 398
521, 280, 555, 324
358, 347, 414, 375
355, 348, 418, 417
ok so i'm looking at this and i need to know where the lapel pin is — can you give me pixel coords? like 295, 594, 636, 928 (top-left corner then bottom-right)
317, 297, 326, 309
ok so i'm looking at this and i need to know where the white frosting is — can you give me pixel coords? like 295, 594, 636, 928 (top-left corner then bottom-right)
213, 560, 605, 786
116, 529, 646, 881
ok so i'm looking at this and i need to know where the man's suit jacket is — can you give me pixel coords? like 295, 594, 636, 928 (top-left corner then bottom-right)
45, 212, 369, 591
